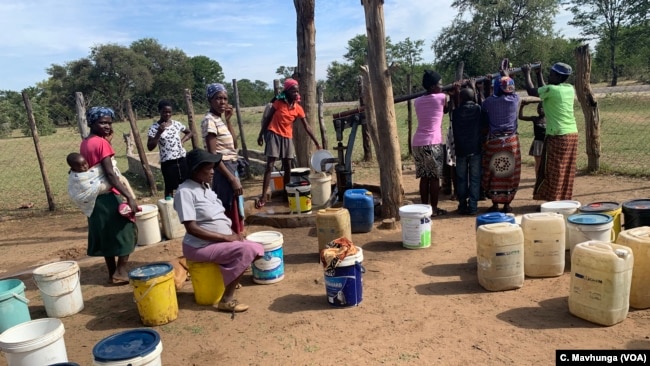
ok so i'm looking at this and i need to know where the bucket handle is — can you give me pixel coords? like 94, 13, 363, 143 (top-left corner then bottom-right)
12, 292, 29, 304
133, 279, 159, 304
34, 272, 80, 297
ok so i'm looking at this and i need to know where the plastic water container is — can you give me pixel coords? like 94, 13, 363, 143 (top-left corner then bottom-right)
343, 189, 374, 233
309, 171, 332, 207
616, 226, 650, 309
135, 204, 162, 246
269, 171, 284, 192
0, 279, 31, 333
541, 200, 581, 251
186, 261, 225, 305
247, 231, 284, 284
93, 329, 163, 366
286, 181, 312, 214
128, 263, 178, 326
399, 204, 433, 249
476, 223, 524, 291
475, 212, 516, 230
569, 241, 633, 326
32, 261, 84, 318
324, 248, 363, 307
622, 199, 650, 230
0, 318, 68, 366
521, 212, 565, 277
316, 208, 352, 252
580, 201, 622, 240
567, 213, 614, 256
157, 198, 185, 240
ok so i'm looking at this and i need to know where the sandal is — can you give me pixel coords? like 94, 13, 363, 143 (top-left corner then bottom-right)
235, 283, 242, 289
433, 208, 448, 217
216, 299, 249, 313
254, 198, 266, 209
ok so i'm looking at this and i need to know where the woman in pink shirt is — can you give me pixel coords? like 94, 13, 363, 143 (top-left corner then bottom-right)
413, 70, 449, 216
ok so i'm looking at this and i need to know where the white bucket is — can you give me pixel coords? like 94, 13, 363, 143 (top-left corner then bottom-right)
567, 213, 614, 256
309, 172, 332, 207
0, 318, 67, 366
135, 204, 161, 246
247, 231, 284, 284
32, 261, 83, 318
399, 204, 433, 249
93, 329, 163, 366
541, 200, 581, 251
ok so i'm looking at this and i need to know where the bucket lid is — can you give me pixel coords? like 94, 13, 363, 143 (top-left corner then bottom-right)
338, 248, 364, 267
246, 231, 283, 245
623, 199, 650, 211
135, 204, 158, 217
128, 262, 172, 281
567, 213, 613, 225
310, 149, 335, 172
399, 204, 433, 217
290, 168, 310, 176
541, 200, 581, 210
580, 201, 620, 212
33, 261, 79, 280
92, 329, 160, 362
0, 279, 25, 301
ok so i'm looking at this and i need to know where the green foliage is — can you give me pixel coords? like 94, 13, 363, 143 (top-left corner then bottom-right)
190, 55, 225, 102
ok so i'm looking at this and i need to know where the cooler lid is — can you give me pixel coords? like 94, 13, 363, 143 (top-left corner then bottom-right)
567, 213, 613, 225
92, 329, 160, 362
290, 168, 310, 176
623, 199, 650, 211
580, 201, 620, 212
128, 262, 172, 281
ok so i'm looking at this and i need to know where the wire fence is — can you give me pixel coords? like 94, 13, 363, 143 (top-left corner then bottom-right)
1, 84, 649, 218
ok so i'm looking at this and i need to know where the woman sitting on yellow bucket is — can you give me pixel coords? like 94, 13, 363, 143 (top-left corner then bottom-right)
173, 148, 264, 313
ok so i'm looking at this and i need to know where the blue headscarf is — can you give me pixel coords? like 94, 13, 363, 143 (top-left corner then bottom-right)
86, 107, 115, 127
206, 83, 227, 100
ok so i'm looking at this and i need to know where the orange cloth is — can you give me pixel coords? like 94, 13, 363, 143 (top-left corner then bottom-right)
267, 99, 305, 138
320, 237, 358, 270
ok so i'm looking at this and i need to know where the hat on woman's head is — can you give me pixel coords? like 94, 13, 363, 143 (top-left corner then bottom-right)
283, 78, 299, 91
86, 107, 115, 126
422, 70, 442, 90
499, 76, 516, 94
206, 83, 227, 100
186, 148, 222, 174
551, 62, 572, 76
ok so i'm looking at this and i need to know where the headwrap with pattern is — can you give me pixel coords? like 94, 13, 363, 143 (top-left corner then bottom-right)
206, 83, 227, 100
86, 107, 115, 127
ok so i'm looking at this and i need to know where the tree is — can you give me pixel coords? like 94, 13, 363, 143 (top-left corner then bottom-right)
565, 0, 650, 86
391, 37, 425, 95
233, 79, 274, 107
189, 55, 225, 104
275, 66, 296, 79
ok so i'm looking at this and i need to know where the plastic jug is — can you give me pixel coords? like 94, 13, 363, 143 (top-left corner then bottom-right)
157, 197, 186, 240
476, 223, 524, 291
521, 212, 565, 277
616, 226, 650, 309
316, 208, 352, 252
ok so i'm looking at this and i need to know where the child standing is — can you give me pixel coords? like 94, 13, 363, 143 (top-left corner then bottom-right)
518, 100, 546, 176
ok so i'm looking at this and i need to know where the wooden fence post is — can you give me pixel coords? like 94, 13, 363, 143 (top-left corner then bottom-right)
575, 45, 600, 172
317, 84, 328, 149
231, 79, 250, 178
406, 73, 412, 156
22, 92, 55, 211
75, 92, 89, 139
125, 99, 157, 196
184, 89, 201, 150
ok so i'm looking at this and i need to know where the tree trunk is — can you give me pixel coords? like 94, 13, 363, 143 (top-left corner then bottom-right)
609, 39, 618, 87
359, 76, 373, 162
293, 0, 317, 168
362, 0, 403, 219
574, 45, 600, 172
359, 66, 380, 161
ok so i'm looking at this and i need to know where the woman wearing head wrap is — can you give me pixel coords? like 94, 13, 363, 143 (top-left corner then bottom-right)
255, 78, 321, 208
480, 71, 522, 213
80, 107, 138, 284
147, 100, 193, 198
522, 62, 578, 201
412, 70, 449, 216
174, 148, 264, 313
201, 83, 245, 234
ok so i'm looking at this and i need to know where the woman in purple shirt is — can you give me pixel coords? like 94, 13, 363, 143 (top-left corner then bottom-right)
413, 70, 449, 216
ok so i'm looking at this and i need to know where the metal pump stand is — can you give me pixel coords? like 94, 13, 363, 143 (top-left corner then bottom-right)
330, 111, 365, 202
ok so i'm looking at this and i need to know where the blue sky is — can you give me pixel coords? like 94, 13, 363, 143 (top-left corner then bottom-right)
0, 0, 580, 92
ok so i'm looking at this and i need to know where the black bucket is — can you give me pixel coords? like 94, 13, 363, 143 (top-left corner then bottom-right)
622, 199, 650, 229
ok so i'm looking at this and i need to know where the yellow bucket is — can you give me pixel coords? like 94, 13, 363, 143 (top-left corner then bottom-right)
580, 201, 623, 240
187, 260, 225, 305
128, 262, 178, 326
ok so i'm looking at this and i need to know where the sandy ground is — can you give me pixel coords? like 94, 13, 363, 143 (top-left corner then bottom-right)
1, 164, 650, 365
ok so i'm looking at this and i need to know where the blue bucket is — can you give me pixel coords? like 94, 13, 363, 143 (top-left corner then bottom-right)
476, 212, 516, 230
324, 248, 364, 307
93, 329, 163, 365
0, 279, 31, 333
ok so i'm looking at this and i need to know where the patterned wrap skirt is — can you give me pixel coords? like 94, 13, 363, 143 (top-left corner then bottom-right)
533, 133, 578, 201
412, 144, 445, 179
481, 134, 522, 204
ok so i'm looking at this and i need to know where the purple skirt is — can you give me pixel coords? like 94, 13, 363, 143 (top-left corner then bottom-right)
183, 240, 264, 286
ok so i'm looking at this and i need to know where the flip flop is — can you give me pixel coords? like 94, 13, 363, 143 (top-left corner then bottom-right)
111, 277, 129, 286
254, 198, 266, 209
433, 208, 448, 217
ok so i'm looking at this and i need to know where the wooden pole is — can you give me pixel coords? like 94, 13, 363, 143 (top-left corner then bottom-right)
406, 73, 412, 156
231, 79, 250, 178
75, 92, 89, 139
125, 99, 157, 196
184, 89, 201, 150
317, 84, 328, 149
22, 92, 55, 211
575, 45, 600, 172
359, 76, 372, 162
